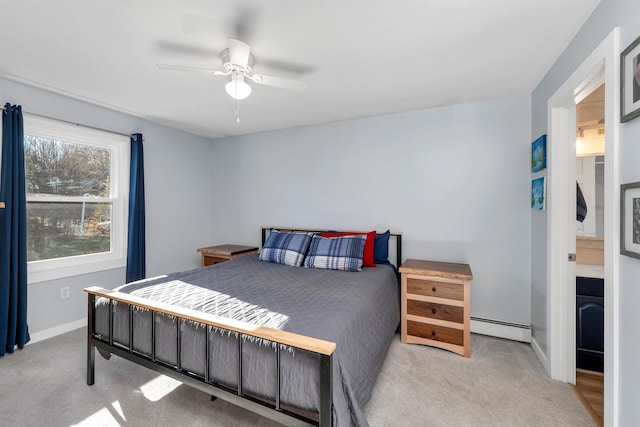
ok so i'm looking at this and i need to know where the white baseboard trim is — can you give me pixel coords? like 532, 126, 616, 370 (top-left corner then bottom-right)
530, 336, 551, 376
28, 318, 86, 345
28, 317, 533, 347
470, 316, 531, 343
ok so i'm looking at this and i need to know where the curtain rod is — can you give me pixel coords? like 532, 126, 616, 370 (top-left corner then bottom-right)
1, 106, 134, 139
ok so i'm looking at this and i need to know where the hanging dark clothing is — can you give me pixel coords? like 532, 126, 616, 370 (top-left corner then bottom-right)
577, 182, 588, 222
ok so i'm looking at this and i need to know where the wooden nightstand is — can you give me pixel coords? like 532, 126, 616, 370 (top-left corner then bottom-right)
399, 259, 473, 357
197, 244, 259, 267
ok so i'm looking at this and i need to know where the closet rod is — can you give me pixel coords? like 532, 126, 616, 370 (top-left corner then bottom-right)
1, 106, 134, 139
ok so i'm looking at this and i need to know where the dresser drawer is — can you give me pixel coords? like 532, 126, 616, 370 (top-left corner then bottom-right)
407, 278, 463, 301
407, 299, 463, 323
407, 320, 464, 346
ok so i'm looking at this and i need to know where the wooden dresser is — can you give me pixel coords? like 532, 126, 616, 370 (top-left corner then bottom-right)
197, 244, 259, 267
399, 259, 473, 357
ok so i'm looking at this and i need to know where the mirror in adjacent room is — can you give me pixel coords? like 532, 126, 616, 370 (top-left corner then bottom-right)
576, 84, 604, 238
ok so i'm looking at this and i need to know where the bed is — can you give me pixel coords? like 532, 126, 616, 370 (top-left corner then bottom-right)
86, 227, 402, 427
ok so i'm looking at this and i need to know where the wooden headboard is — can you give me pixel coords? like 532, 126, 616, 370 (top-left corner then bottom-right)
261, 226, 403, 267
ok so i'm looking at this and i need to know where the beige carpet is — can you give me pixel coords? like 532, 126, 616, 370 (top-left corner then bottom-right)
366, 334, 594, 426
0, 328, 594, 426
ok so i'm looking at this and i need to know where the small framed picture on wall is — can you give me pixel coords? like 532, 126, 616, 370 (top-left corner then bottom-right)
620, 35, 640, 122
532, 177, 546, 211
621, 182, 640, 259
531, 135, 547, 172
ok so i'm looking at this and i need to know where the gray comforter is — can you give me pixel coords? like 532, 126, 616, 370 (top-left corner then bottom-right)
95, 255, 399, 427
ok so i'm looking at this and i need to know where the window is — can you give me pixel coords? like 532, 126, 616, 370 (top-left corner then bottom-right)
24, 115, 129, 283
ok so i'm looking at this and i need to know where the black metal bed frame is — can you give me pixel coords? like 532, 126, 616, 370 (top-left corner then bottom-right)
86, 227, 402, 427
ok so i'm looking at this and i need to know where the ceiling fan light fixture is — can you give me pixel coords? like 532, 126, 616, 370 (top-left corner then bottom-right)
225, 73, 252, 100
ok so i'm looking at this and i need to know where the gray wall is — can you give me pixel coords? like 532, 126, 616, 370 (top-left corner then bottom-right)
0, 77, 212, 338
210, 96, 532, 325
531, 0, 640, 423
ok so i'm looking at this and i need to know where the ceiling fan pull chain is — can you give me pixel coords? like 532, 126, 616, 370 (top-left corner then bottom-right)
235, 98, 240, 123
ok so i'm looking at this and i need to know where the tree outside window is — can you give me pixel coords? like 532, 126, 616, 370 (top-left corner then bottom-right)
25, 136, 113, 261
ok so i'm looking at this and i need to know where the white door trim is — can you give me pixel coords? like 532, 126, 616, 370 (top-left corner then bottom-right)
546, 28, 619, 426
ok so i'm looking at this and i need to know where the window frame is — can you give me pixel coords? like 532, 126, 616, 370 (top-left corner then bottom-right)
24, 115, 129, 284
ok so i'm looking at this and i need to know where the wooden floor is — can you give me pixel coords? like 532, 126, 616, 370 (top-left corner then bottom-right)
572, 369, 604, 426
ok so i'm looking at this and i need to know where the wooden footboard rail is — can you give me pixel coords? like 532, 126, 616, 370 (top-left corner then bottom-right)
85, 286, 335, 427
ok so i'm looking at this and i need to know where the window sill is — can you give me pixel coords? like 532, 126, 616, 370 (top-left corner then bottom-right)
28, 256, 126, 284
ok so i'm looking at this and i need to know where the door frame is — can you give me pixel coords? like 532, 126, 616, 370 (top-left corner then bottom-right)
546, 28, 619, 426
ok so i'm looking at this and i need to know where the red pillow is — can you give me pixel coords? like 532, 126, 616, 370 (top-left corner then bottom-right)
320, 231, 376, 267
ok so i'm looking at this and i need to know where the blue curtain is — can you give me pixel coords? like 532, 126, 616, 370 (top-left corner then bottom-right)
126, 133, 146, 282
0, 103, 29, 356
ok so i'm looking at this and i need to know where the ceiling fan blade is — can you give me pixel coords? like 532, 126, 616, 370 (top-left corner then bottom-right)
228, 38, 251, 67
252, 74, 307, 92
156, 64, 220, 75
233, 6, 258, 43
156, 40, 215, 57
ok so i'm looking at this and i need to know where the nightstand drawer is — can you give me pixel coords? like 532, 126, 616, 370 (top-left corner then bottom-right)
407, 300, 464, 323
407, 278, 463, 301
407, 320, 464, 346
203, 256, 228, 266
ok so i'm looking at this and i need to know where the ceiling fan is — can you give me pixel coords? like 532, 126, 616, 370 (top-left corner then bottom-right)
157, 38, 308, 102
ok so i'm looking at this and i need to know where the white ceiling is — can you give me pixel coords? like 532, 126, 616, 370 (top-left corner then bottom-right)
0, 0, 601, 140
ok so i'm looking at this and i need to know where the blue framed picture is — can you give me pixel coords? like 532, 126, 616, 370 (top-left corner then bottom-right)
532, 177, 546, 211
531, 135, 547, 172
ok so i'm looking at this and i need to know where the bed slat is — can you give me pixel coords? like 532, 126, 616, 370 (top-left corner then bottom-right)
237, 333, 243, 396
87, 293, 96, 386
276, 345, 281, 411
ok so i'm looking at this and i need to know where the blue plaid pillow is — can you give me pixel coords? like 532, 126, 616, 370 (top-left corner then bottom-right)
304, 234, 366, 272
258, 230, 314, 267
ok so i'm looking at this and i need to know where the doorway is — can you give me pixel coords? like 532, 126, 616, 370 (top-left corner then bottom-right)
574, 84, 605, 425
546, 28, 619, 427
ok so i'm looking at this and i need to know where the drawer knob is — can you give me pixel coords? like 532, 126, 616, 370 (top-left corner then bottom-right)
432, 287, 437, 292
431, 331, 436, 337
432, 308, 437, 314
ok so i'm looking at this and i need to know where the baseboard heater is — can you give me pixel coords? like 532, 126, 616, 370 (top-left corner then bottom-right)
470, 316, 531, 343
